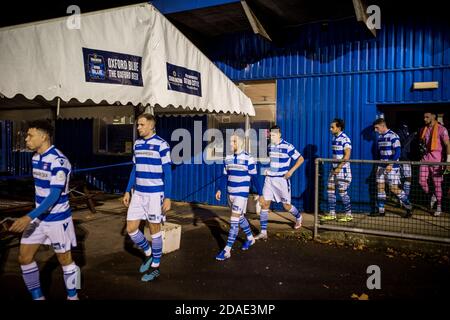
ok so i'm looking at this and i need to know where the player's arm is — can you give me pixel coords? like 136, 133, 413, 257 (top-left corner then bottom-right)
285, 149, 304, 179
442, 131, 450, 170
11, 159, 69, 233
248, 158, 263, 196
445, 140, 450, 161
216, 165, 227, 201
250, 174, 263, 196
123, 164, 136, 207
441, 127, 450, 162
162, 164, 172, 201
125, 165, 136, 192
444, 140, 450, 171
10, 188, 63, 233
387, 138, 401, 172
160, 143, 172, 213
334, 144, 351, 174
261, 144, 271, 175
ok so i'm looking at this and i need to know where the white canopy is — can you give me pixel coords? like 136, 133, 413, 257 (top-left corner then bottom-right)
0, 2, 255, 119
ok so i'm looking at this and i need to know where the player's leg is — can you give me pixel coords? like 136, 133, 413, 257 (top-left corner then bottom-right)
229, 196, 254, 251
216, 200, 240, 261
48, 217, 80, 300
239, 212, 255, 250
337, 170, 352, 222
375, 167, 386, 215
18, 243, 43, 300
141, 222, 162, 282
323, 172, 337, 221
127, 194, 153, 272
141, 193, 164, 282
419, 164, 431, 196
431, 165, 443, 216
148, 222, 162, 267
56, 251, 80, 300
276, 178, 301, 229
127, 218, 153, 273
388, 168, 412, 217
256, 177, 272, 239
402, 164, 412, 198
19, 220, 48, 300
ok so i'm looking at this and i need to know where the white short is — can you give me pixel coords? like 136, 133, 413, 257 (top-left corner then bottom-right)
262, 176, 291, 204
376, 166, 401, 185
127, 192, 164, 223
328, 166, 352, 191
400, 163, 412, 179
20, 217, 77, 253
228, 195, 248, 215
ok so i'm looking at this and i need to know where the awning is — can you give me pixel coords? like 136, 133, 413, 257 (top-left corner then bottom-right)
0, 2, 255, 119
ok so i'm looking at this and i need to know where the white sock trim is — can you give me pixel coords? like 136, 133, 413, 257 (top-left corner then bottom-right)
62, 262, 77, 273
128, 229, 139, 236
21, 261, 38, 272
151, 232, 162, 239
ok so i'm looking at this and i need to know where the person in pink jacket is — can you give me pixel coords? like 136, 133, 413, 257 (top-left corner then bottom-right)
419, 112, 450, 216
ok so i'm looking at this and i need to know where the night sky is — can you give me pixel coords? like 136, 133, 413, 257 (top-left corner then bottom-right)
0, 0, 147, 28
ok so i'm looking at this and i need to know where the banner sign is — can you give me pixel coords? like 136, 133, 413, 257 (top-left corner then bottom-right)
167, 62, 202, 97
83, 47, 143, 87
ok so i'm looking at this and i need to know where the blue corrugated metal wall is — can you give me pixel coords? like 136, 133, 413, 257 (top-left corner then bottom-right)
156, 115, 225, 205
202, 17, 449, 211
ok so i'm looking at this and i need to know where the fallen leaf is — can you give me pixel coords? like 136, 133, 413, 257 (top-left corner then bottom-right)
351, 293, 369, 300
359, 293, 369, 300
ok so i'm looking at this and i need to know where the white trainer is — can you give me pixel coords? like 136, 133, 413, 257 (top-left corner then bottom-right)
294, 216, 303, 229
430, 194, 437, 210
255, 232, 268, 240
434, 205, 442, 217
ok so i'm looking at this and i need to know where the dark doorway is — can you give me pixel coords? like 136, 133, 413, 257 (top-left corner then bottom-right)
379, 104, 450, 160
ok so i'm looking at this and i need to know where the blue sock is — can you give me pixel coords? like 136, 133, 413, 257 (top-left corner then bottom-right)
377, 192, 386, 209
21, 262, 44, 300
339, 190, 352, 214
289, 205, 301, 220
398, 191, 411, 208
129, 229, 152, 256
151, 232, 163, 267
260, 209, 269, 232
239, 217, 254, 240
62, 262, 79, 298
403, 181, 411, 198
225, 217, 240, 250
328, 190, 336, 213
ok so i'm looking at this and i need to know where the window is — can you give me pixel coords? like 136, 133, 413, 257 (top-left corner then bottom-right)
206, 80, 276, 161
93, 116, 134, 155
10, 120, 28, 151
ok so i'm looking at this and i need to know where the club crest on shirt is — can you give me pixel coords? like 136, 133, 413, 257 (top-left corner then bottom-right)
56, 171, 66, 182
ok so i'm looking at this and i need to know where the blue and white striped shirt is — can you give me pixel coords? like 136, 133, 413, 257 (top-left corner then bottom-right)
31, 145, 71, 222
332, 132, 352, 168
267, 139, 301, 177
377, 129, 401, 163
223, 152, 258, 198
133, 134, 171, 195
